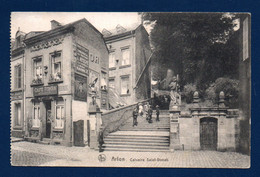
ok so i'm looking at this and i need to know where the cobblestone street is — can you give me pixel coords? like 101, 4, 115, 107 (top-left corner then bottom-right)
11, 141, 250, 168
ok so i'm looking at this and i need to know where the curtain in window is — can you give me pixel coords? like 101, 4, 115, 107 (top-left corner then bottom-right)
34, 60, 42, 79
109, 52, 115, 67
122, 49, 130, 65
15, 103, 21, 126
33, 105, 40, 127
55, 100, 64, 129
121, 77, 129, 94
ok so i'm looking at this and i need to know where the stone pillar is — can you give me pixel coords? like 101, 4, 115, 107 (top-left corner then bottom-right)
88, 101, 102, 150
193, 91, 199, 108
169, 106, 181, 151
219, 91, 225, 108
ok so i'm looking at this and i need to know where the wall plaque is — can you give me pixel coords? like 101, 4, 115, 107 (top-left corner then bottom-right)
74, 74, 88, 102
33, 85, 58, 97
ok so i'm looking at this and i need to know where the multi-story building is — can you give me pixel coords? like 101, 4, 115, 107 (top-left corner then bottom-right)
12, 18, 109, 146
11, 30, 26, 138
103, 24, 152, 107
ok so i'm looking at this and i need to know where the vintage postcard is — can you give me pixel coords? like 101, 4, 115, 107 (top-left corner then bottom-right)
10, 12, 250, 168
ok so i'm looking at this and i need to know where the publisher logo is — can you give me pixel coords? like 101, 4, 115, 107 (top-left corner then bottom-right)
98, 154, 106, 162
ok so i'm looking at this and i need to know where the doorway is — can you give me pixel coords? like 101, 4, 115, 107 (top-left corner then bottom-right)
200, 117, 218, 150
45, 101, 52, 138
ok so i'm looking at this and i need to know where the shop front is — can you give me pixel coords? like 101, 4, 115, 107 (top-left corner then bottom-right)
26, 85, 72, 146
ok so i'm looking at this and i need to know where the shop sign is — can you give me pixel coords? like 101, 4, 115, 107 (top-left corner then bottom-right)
74, 74, 88, 102
74, 44, 89, 75
11, 91, 23, 101
33, 85, 58, 97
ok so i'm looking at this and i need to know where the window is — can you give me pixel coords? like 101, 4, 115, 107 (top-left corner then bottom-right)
109, 78, 115, 89
101, 72, 107, 91
14, 64, 22, 89
32, 102, 40, 128
109, 52, 116, 68
14, 103, 21, 126
55, 99, 64, 129
33, 58, 42, 80
121, 48, 130, 66
121, 76, 130, 95
50, 52, 62, 81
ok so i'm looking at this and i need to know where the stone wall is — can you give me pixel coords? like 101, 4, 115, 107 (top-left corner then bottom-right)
101, 99, 149, 137
177, 109, 239, 151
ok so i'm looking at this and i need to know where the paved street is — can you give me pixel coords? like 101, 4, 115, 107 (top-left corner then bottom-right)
11, 141, 250, 168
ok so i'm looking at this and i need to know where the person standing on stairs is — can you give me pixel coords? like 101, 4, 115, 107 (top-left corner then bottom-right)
133, 106, 139, 127
156, 105, 160, 121
138, 102, 143, 117
148, 105, 153, 123
144, 102, 149, 120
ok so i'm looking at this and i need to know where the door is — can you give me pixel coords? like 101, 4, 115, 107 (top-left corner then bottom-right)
74, 120, 84, 146
45, 101, 52, 138
200, 117, 218, 150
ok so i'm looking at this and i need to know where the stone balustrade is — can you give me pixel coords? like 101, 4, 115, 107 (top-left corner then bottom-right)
101, 99, 150, 137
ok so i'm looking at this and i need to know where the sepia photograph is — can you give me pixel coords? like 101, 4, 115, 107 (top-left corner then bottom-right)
10, 12, 250, 168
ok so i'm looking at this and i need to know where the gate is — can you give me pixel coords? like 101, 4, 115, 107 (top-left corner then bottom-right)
200, 117, 218, 150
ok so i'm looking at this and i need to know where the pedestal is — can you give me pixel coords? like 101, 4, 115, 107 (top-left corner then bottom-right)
88, 102, 102, 150
169, 106, 181, 151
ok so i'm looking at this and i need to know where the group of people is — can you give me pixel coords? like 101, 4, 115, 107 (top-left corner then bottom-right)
132, 102, 160, 127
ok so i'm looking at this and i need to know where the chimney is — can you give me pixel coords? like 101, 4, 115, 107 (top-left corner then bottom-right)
51, 20, 61, 29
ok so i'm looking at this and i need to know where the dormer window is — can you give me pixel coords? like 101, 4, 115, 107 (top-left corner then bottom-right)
116, 24, 126, 33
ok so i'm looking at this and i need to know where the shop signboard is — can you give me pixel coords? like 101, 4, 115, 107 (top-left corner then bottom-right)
74, 44, 89, 75
33, 85, 58, 97
74, 74, 88, 102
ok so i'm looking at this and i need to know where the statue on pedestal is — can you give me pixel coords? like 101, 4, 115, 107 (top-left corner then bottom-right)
169, 75, 181, 110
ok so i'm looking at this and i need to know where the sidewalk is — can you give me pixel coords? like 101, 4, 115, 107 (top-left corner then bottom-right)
11, 141, 250, 168
11, 137, 24, 143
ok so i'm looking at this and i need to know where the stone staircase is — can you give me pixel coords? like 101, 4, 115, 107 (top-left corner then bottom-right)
102, 110, 170, 152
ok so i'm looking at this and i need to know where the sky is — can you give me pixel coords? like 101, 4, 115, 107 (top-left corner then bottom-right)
11, 12, 140, 38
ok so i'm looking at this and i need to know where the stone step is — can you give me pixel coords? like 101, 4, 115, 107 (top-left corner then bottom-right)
103, 147, 170, 152
119, 129, 169, 132
108, 131, 169, 137
105, 136, 169, 141
104, 138, 169, 143
104, 141, 169, 146
102, 144, 170, 150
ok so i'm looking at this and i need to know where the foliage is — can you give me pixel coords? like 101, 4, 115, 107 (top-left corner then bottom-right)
205, 77, 239, 108
182, 83, 196, 104
143, 13, 240, 95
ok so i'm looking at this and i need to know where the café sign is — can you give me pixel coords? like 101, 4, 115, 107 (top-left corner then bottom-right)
33, 85, 58, 97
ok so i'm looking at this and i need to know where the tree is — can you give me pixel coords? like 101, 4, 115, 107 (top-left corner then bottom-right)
143, 13, 239, 93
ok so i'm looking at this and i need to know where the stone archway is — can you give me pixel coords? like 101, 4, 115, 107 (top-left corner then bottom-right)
200, 117, 218, 150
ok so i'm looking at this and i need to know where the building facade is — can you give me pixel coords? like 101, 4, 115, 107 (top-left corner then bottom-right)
103, 24, 152, 107
11, 30, 26, 138
11, 19, 109, 146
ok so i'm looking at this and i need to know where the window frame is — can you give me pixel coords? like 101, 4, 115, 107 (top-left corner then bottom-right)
108, 77, 115, 89
120, 47, 131, 67
32, 102, 40, 128
32, 56, 43, 85
109, 51, 116, 69
14, 102, 22, 127
120, 75, 130, 95
54, 99, 65, 129
49, 51, 63, 83
14, 64, 22, 89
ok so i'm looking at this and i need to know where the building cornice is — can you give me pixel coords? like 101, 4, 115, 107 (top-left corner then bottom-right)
24, 25, 75, 46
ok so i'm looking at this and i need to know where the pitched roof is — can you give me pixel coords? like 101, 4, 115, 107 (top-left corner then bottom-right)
24, 18, 103, 45
102, 23, 141, 38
